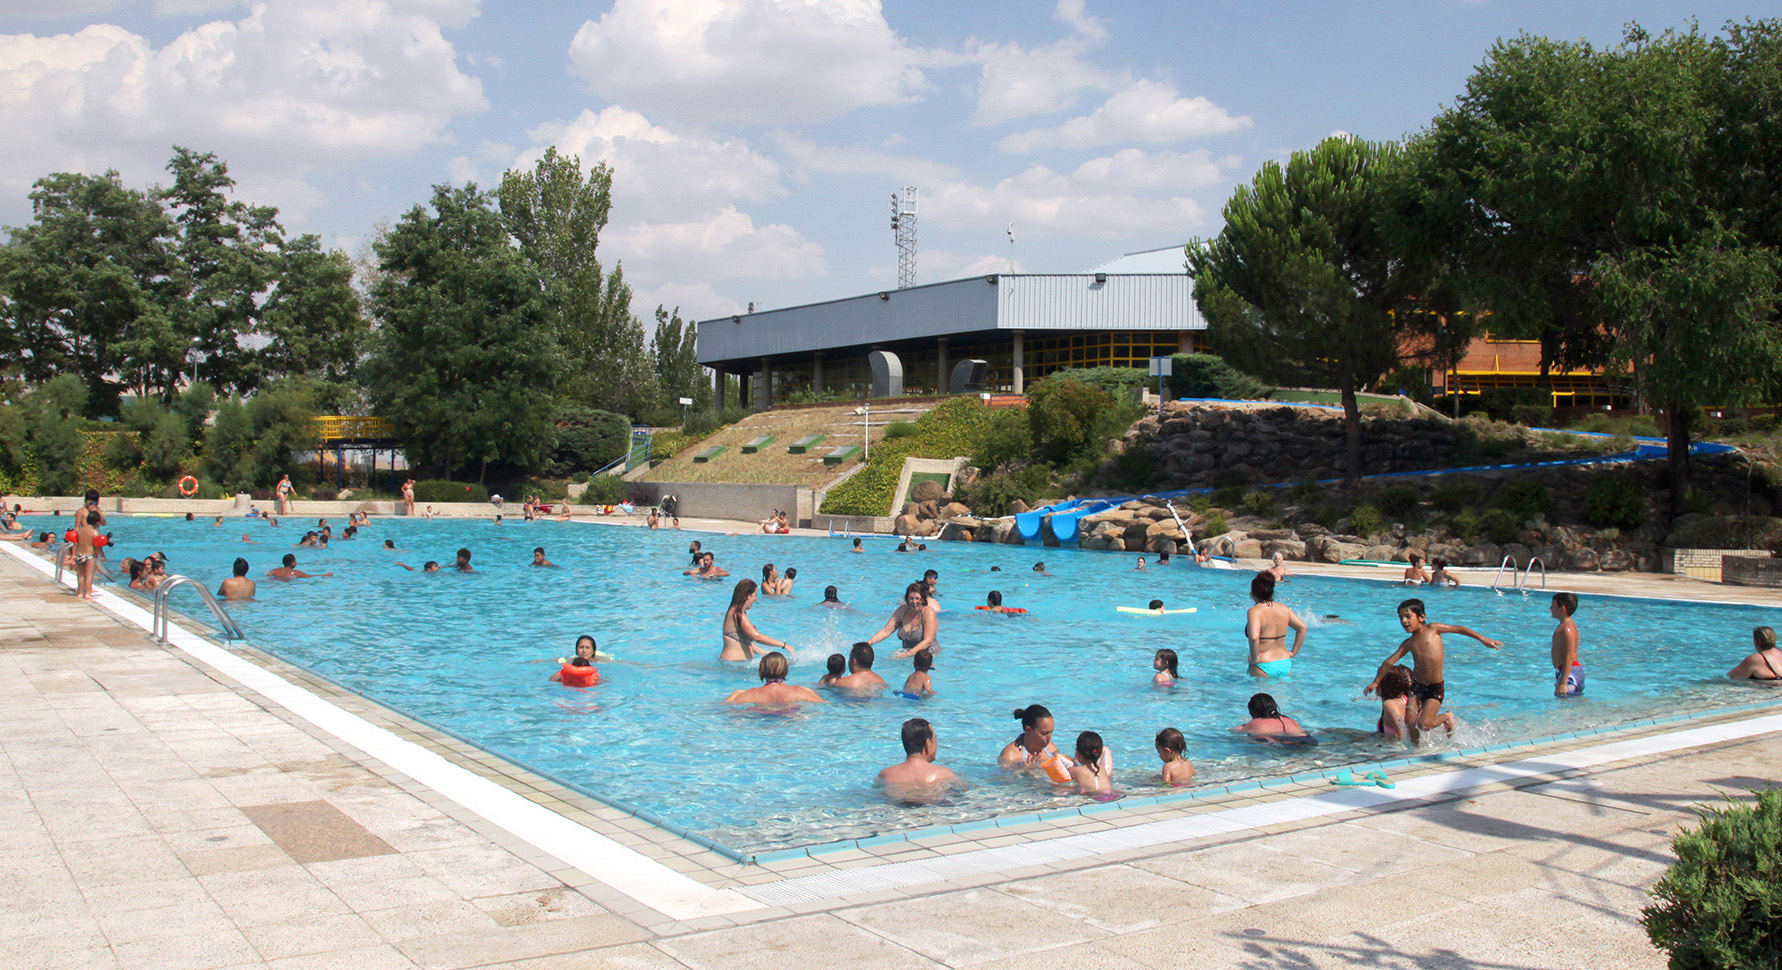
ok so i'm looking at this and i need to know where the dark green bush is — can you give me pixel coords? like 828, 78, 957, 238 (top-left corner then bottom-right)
683, 406, 751, 438
1492, 478, 1551, 521
582, 475, 627, 505
551, 406, 631, 474
1028, 378, 1128, 465
1349, 504, 1384, 537
1242, 490, 1278, 518
1195, 510, 1230, 538
1109, 444, 1161, 489
972, 408, 1032, 471
1211, 467, 1251, 490
1510, 403, 1555, 427
413, 479, 490, 504
1641, 787, 1782, 970
958, 465, 1053, 517
1451, 506, 1482, 540
1309, 502, 1343, 528
28, 375, 87, 495
1376, 485, 1421, 519
1034, 366, 1149, 401
1212, 486, 1245, 509
1431, 480, 1484, 514
883, 421, 919, 440
1664, 515, 1782, 552
1478, 507, 1521, 543
1166, 354, 1267, 400
1584, 474, 1649, 530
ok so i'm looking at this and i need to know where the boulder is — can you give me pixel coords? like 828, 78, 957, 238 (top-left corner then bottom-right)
1317, 540, 1367, 564
909, 480, 945, 504
892, 513, 939, 537
1147, 537, 1179, 555
939, 522, 975, 542
1599, 549, 1634, 572
942, 502, 972, 519
1144, 507, 1174, 521
1247, 529, 1298, 542
1262, 538, 1307, 561
1364, 544, 1399, 562
1427, 542, 1467, 564
1232, 538, 1264, 560
1008, 499, 1029, 516
1461, 543, 1501, 567
917, 499, 940, 520
991, 519, 1024, 544
1122, 520, 1153, 544
1079, 530, 1121, 551
1145, 520, 1187, 543
1502, 542, 1534, 568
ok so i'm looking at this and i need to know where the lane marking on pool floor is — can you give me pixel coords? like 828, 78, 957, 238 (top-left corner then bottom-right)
0, 544, 759, 921
11, 544, 1780, 921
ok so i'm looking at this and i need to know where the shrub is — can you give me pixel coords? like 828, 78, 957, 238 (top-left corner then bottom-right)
1194, 509, 1230, 539
958, 465, 1053, 517
1166, 354, 1267, 400
1510, 403, 1555, 428
203, 383, 318, 490
1242, 490, 1278, 518
1212, 486, 1245, 509
972, 408, 1032, 470
883, 421, 919, 440
1211, 467, 1251, 490
1034, 366, 1149, 401
1492, 478, 1551, 521
1431, 480, 1485, 514
1187, 495, 1214, 514
1028, 378, 1123, 465
413, 480, 490, 504
1641, 788, 1782, 970
1478, 507, 1521, 543
582, 475, 627, 505
551, 406, 630, 474
1309, 502, 1343, 528
1376, 485, 1421, 519
1584, 474, 1649, 530
1451, 506, 1483, 540
1109, 444, 1161, 489
1664, 515, 1782, 551
28, 375, 87, 495
683, 406, 750, 438
1348, 504, 1384, 537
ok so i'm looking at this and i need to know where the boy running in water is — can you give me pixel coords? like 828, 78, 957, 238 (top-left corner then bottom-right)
1550, 592, 1583, 697
1365, 599, 1501, 733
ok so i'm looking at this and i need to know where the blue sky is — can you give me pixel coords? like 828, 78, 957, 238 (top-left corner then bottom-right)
0, 1, 1763, 324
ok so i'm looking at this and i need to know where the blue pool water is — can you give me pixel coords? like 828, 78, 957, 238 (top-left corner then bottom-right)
40, 513, 1781, 854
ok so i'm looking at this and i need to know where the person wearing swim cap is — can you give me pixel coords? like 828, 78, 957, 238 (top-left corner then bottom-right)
876, 718, 960, 804
724, 652, 825, 705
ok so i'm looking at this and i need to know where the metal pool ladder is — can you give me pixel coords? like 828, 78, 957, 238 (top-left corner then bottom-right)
1490, 556, 1548, 596
153, 575, 245, 642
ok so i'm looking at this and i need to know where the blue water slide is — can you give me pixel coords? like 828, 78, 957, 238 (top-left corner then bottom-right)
1047, 499, 1117, 543
1016, 498, 1080, 540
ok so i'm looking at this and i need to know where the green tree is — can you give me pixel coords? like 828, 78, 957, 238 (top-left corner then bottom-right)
1187, 136, 1437, 487
28, 375, 88, 495
365, 184, 559, 481
0, 172, 178, 414
498, 148, 654, 416
116, 396, 190, 481
202, 382, 318, 489
258, 235, 366, 387
650, 306, 708, 416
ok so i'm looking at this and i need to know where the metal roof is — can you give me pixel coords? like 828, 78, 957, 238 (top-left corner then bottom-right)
696, 273, 1201, 367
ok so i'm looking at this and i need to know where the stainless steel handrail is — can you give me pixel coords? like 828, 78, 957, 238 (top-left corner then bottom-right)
1490, 555, 1516, 592
1518, 557, 1548, 593
153, 575, 245, 641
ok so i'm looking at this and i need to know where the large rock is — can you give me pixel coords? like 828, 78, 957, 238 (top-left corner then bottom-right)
942, 502, 972, 519
1145, 520, 1186, 543
1317, 541, 1366, 564
1502, 542, 1534, 568
1232, 538, 1264, 559
1008, 499, 1029, 516
893, 513, 940, 537
1565, 547, 1600, 571
939, 522, 976, 542
991, 519, 1023, 544
1079, 530, 1121, 551
909, 480, 945, 504
1599, 549, 1634, 572
1461, 542, 1501, 567
1262, 538, 1307, 560
1364, 544, 1400, 562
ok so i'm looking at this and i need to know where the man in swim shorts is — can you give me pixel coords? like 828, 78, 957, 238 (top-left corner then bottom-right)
877, 718, 960, 804
1365, 599, 1500, 732
1550, 592, 1583, 697
218, 558, 256, 600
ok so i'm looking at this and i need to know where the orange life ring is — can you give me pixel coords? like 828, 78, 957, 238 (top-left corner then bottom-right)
975, 605, 1028, 614
177, 475, 199, 497
558, 662, 600, 687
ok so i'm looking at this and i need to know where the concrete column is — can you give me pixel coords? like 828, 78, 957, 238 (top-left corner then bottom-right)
1179, 330, 1194, 354
1012, 330, 1025, 394
714, 369, 725, 410
936, 337, 948, 393
758, 356, 772, 409
812, 352, 824, 394
739, 372, 750, 410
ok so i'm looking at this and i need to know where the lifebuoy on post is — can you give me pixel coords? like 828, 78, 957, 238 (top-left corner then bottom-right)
177, 475, 199, 497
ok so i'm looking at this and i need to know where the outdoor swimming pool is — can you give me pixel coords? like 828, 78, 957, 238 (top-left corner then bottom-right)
44, 512, 1782, 855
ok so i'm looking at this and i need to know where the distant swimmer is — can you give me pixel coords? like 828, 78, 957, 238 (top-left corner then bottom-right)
1156, 551, 1172, 566
721, 578, 792, 662
1234, 693, 1310, 741
1153, 648, 1178, 686
1429, 558, 1460, 588
876, 718, 960, 804
532, 547, 557, 568
688, 540, 703, 565
217, 558, 256, 601
1729, 626, 1782, 681
239, 534, 254, 543
268, 553, 331, 580
1550, 592, 1583, 698
454, 548, 474, 573
1155, 728, 1196, 786
1364, 598, 1501, 734
1402, 553, 1431, 586
685, 552, 729, 579
212, 515, 224, 527
1032, 562, 1052, 576
1246, 572, 1306, 678
902, 648, 934, 696
817, 653, 846, 686
551, 657, 599, 687
724, 652, 825, 705
1134, 556, 1147, 570
864, 582, 937, 659
819, 585, 846, 608
851, 538, 864, 553
831, 642, 887, 690
383, 539, 397, 550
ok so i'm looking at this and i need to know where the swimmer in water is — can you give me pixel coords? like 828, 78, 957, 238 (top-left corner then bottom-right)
1234, 693, 1309, 741
780, 567, 797, 595
720, 578, 791, 661
455, 548, 474, 573
217, 558, 256, 601
819, 585, 845, 607
1032, 561, 1052, 576
851, 538, 864, 553
267, 553, 331, 580
1364, 598, 1501, 734
902, 648, 934, 696
1403, 553, 1431, 586
1377, 665, 1443, 740
1155, 728, 1196, 786
864, 583, 938, 659
1429, 558, 1460, 588
532, 547, 557, 568
999, 704, 1064, 771
724, 652, 825, 705
1067, 731, 1113, 795
876, 718, 960, 804
1729, 626, 1782, 681
1550, 592, 1583, 698
1135, 556, 1147, 570
1246, 572, 1306, 678
817, 653, 846, 686
1153, 648, 1178, 686
831, 642, 888, 690
1264, 551, 1291, 583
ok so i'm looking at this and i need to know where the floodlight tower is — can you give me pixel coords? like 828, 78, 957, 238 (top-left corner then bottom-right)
890, 186, 918, 288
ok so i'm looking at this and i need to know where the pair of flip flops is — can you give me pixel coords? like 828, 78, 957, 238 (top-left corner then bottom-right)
1329, 769, 1395, 789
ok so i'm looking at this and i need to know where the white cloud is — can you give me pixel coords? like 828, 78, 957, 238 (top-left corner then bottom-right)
1067, 148, 1232, 192
998, 79, 1251, 153
774, 133, 958, 186
1051, 0, 1106, 42
523, 107, 783, 223
567, 0, 926, 126
924, 150, 1234, 240
904, 249, 1023, 281
0, 0, 485, 220
967, 0, 1115, 126
633, 280, 742, 321
607, 206, 824, 283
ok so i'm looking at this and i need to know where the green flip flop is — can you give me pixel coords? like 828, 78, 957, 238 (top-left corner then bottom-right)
1328, 770, 1369, 787
1365, 769, 1396, 789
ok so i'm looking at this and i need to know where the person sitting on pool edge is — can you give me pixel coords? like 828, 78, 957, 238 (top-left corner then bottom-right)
218, 558, 256, 601
876, 718, 960, 805
832, 642, 888, 690
1729, 626, 1782, 681
724, 652, 825, 705
1234, 693, 1311, 742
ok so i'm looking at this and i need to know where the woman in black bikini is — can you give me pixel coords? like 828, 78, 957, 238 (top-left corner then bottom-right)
1728, 626, 1782, 681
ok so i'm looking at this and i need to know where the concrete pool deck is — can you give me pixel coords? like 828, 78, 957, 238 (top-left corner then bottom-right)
3, 539, 1780, 970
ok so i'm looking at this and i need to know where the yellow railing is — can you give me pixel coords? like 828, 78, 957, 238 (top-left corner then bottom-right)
313, 415, 394, 443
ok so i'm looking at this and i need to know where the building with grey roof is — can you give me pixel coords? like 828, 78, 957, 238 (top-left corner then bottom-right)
697, 246, 1202, 408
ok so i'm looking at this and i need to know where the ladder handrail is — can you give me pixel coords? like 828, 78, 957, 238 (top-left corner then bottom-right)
153, 574, 245, 641
1490, 555, 1516, 591
1518, 557, 1548, 592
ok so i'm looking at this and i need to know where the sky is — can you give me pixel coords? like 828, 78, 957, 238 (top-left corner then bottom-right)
0, 0, 1766, 326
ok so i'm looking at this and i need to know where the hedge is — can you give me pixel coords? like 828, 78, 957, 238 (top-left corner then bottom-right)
819, 398, 994, 517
